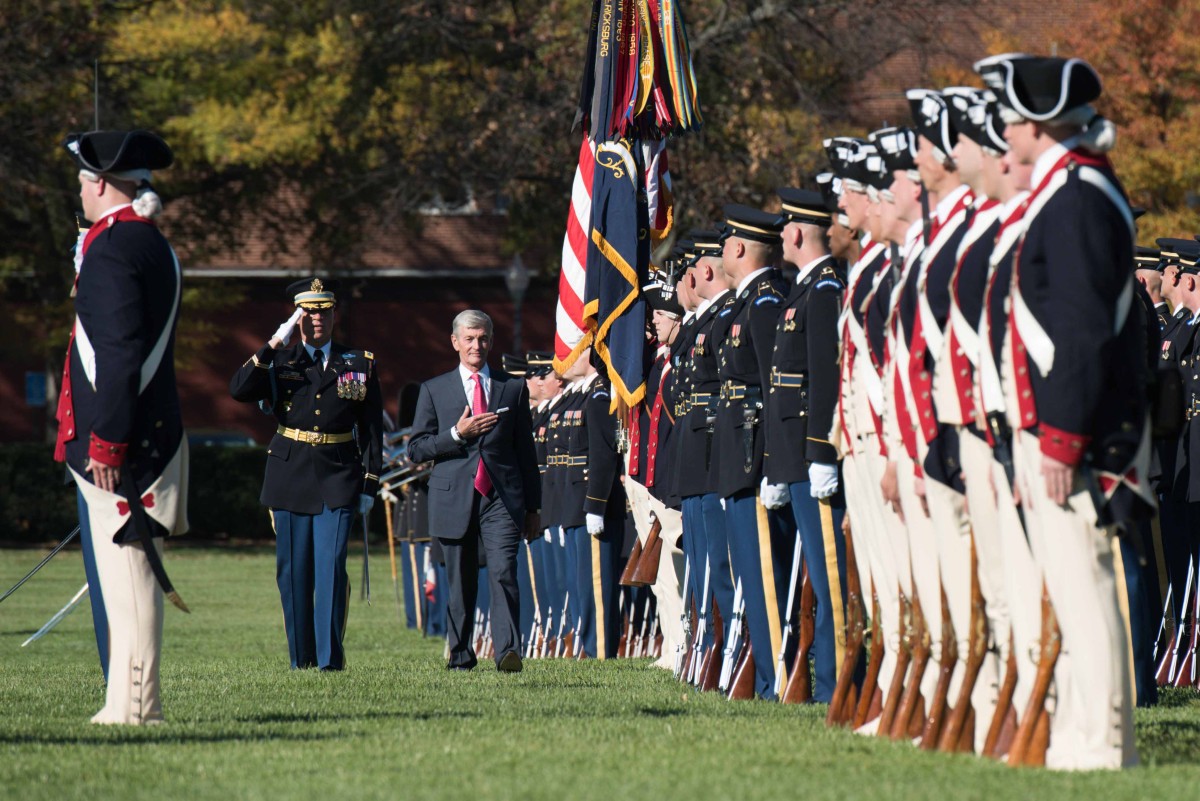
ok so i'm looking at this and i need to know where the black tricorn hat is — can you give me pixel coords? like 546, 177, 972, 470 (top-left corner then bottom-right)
286, 277, 340, 309
776, 188, 833, 227
871, 126, 919, 174
63, 130, 173, 174
643, 280, 684, 317
906, 89, 958, 157
974, 54, 1102, 122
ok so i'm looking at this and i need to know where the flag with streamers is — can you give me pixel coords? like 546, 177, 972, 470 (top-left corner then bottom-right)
554, 0, 699, 406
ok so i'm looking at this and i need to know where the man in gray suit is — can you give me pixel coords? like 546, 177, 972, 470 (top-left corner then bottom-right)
408, 310, 542, 671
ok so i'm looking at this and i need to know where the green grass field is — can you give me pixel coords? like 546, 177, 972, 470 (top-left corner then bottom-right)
1, 547, 1198, 801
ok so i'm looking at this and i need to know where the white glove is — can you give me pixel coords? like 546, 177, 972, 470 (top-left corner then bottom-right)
272, 308, 304, 347
586, 513, 605, 536
358, 493, 375, 515
379, 488, 398, 505
543, 529, 553, 543
760, 477, 790, 510
809, 462, 840, 499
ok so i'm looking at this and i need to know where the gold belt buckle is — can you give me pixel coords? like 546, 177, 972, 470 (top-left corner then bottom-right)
302, 430, 321, 445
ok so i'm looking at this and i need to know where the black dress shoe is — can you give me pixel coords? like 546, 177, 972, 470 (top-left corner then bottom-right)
447, 657, 477, 671
497, 651, 523, 673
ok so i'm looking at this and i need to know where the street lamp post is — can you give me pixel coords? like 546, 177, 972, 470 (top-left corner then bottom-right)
505, 253, 530, 355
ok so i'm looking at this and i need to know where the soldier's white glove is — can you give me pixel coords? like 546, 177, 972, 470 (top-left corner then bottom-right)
760, 478, 790, 510
379, 488, 398, 505
271, 308, 304, 347
358, 493, 375, 515
809, 462, 840, 499
586, 513, 605, 536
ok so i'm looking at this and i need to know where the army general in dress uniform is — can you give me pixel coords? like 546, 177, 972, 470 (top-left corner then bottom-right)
230, 278, 383, 670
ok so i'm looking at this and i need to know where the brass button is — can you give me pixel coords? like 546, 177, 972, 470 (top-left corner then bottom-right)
315, 410, 321, 415
316, 394, 321, 399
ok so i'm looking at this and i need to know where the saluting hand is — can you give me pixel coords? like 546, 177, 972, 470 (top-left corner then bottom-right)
455, 404, 498, 439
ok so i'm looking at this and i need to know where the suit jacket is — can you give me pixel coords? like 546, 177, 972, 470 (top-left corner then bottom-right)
230, 340, 383, 514
408, 367, 540, 540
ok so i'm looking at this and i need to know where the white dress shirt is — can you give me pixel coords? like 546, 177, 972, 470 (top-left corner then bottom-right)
451, 363, 492, 443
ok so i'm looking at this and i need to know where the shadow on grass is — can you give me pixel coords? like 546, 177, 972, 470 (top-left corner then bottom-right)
637, 707, 686, 718
238, 709, 484, 724
0, 728, 343, 747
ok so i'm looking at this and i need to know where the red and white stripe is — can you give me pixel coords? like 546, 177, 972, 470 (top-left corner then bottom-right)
554, 136, 596, 369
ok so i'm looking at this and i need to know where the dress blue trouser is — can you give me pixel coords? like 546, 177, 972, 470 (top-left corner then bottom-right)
681, 495, 713, 648
724, 489, 792, 700
537, 532, 561, 642
566, 525, 622, 658
77, 491, 110, 681
701, 493, 736, 643
785, 481, 849, 704
272, 504, 352, 670
549, 526, 574, 641
399, 540, 419, 630
516, 538, 535, 650
1120, 525, 1157, 707
523, 537, 551, 645
417, 542, 449, 637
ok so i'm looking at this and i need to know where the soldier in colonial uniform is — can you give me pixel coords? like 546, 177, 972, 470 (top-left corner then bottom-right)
56, 129, 188, 724
230, 277, 383, 670
976, 53, 1146, 769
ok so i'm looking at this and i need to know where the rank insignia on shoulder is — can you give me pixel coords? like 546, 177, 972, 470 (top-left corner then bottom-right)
364, 351, 374, 360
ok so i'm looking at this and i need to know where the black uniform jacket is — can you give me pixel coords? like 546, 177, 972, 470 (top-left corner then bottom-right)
764, 257, 844, 485
712, 270, 789, 497
230, 340, 383, 515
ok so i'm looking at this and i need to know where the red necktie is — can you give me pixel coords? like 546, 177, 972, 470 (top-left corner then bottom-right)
471, 373, 493, 496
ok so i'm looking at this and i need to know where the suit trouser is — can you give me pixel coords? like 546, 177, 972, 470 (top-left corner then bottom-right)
273, 504, 352, 670
627, 477, 686, 660
78, 493, 110, 680
957, 431, 1010, 748
786, 482, 849, 704
79, 490, 163, 724
896, 455, 943, 704
725, 489, 792, 700
439, 491, 521, 667
566, 525, 622, 658
1013, 430, 1136, 770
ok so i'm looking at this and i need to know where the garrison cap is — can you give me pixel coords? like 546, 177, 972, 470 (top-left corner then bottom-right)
287, 277, 339, 310
906, 89, 958, 158
690, 228, 724, 258
526, 350, 555, 377
63, 129, 174, 176
871, 126, 919, 174
721, 204, 783, 244
501, 353, 528, 376
776, 187, 833, 227
974, 54, 1102, 123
